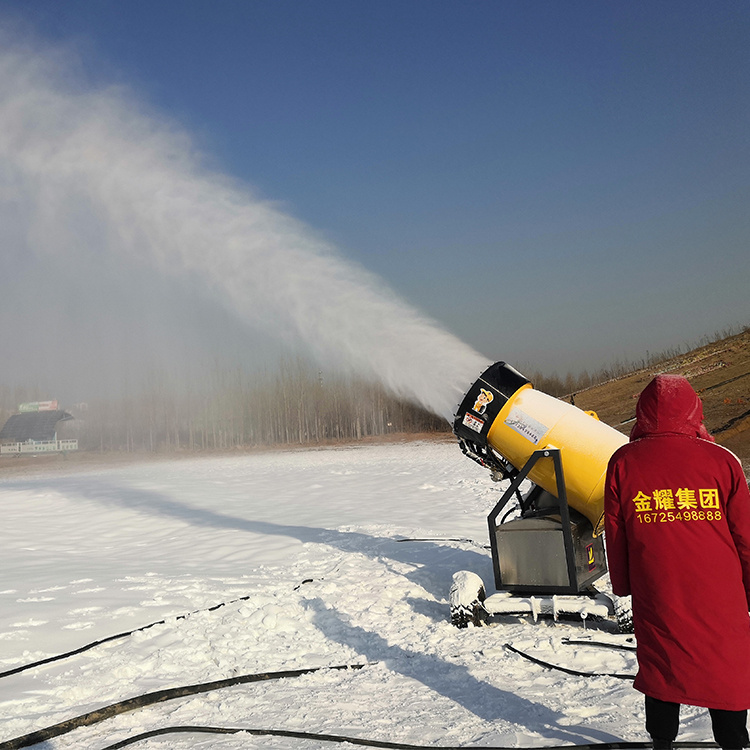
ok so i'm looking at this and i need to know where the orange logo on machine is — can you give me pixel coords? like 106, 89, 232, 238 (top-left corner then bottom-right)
586, 543, 596, 571
473, 388, 494, 415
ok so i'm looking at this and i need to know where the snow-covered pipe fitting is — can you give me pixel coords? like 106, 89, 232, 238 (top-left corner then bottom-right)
454, 362, 627, 535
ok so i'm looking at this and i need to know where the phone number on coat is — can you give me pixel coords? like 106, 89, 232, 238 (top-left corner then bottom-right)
635, 510, 722, 524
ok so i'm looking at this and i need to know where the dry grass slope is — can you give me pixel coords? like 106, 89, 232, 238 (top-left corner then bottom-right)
571, 329, 750, 468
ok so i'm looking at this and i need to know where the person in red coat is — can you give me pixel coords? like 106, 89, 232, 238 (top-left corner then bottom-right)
605, 374, 750, 750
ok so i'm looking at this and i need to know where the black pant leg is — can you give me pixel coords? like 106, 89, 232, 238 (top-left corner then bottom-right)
645, 696, 681, 745
708, 708, 749, 749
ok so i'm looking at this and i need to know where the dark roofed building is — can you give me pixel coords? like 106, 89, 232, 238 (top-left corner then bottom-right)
0, 410, 76, 453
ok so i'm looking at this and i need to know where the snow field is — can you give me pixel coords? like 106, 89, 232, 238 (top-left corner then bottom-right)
0, 442, 716, 748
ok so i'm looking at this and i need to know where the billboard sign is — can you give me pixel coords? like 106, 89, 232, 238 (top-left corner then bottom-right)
18, 401, 59, 413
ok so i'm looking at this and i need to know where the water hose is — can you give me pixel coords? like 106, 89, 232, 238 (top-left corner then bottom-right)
504, 643, 635, 681
1, 645, 645, 750
0, 663, 370, 750
98, 726, 716, 750
0, 594, 254, 680
0, 542, 469, 681
0, 576, 326, 681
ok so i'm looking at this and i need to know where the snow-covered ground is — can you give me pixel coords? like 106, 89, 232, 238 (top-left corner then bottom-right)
0, 441, 715, 749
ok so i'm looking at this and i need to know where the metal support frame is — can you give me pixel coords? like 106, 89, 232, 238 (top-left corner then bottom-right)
487, 448, 582, 594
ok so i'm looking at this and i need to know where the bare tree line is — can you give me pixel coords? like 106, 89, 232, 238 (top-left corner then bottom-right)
0, 358, 447, 453
2, 323, 746, 453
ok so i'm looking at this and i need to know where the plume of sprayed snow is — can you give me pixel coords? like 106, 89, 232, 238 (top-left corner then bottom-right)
0, 40, 489, 420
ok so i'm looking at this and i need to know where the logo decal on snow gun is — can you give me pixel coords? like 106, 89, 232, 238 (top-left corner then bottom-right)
472, 389, 494, 415
462, 412, 485, 434
586, 543, 596, 571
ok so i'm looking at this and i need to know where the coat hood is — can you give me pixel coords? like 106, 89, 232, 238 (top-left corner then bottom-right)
630, 374, 713, 442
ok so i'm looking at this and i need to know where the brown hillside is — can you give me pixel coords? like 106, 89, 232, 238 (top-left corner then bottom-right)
569, 328, 750, 471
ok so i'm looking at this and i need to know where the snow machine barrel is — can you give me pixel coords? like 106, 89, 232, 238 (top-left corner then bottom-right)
453, 362, 627, 598
454, 362, 626, 535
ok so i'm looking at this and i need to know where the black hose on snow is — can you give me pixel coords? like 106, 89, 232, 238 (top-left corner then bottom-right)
0, 663, 370, 750
98, 727, 716, 750
1, 541, 472, 681
1, 649, 714, 750
395, 537, 489, 549
504, 643, 635, 681
0, 593, 261, 681
0, 573, 329, 682
562, 639, 637, 652
99, 725, 468, 750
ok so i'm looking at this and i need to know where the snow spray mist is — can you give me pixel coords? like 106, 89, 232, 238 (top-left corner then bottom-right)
0, 41, 488, 420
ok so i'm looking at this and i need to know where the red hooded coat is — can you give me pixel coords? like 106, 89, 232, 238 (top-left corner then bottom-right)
605, 374, 750, 710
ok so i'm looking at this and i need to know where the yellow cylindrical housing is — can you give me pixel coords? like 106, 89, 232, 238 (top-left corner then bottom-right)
454, 362, 627, 535
487, 385, 626, 534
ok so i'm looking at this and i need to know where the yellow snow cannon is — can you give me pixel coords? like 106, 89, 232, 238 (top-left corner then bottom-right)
451, 362, 628, 628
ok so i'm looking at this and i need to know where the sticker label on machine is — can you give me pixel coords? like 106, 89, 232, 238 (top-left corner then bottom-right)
462, 412, 485, 433
504, 406, 548, 445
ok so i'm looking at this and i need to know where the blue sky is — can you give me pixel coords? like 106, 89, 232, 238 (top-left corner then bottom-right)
2, 0, 749, 377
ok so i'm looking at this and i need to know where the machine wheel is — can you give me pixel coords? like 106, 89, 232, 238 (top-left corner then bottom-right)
449, 571, 487, 628
614, 595, 634, 634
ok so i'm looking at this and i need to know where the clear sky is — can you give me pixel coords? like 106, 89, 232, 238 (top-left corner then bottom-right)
1, 0, 748, 378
